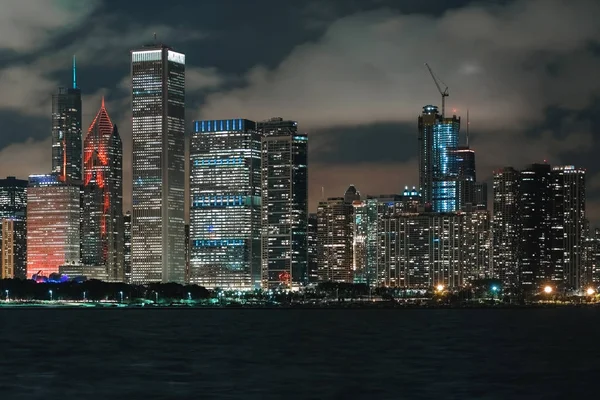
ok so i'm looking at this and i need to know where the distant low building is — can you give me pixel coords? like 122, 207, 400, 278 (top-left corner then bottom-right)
59, 263, 109, 281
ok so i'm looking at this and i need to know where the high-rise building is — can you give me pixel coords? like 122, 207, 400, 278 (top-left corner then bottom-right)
492, 167, 520, 288
379, 212, 463, 288
316, 186, 360, 283
189, 119, 262, 289
258, 117, 308, 289
473, 182, 488, 210
462, 209, 491, 282
26, 175, 80, 278
519, 163, 553, 291
1, 219, 26, 279
51, 58, 82, 183
452, 146, 476, 211
551, 166, 586, 291
123, 212, 132, 284
131, 44, 185, 284
583, 228, 600, 285
418, 105, 460, 212
307, 213, 318, 283
81, 98, 124, 281
184, 224, 190, 283
0, 177, 27, 220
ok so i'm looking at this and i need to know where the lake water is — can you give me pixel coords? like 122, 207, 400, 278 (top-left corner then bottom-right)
0, 308, 597, 399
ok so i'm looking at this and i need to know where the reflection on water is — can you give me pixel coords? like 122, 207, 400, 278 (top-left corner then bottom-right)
0, 309, 598, 399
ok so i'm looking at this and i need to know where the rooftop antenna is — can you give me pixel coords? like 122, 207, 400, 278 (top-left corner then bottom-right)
72, 55, 77, 89
466, 109, 470, 147
321, 186, 325, 201
153, 32, 157, 45
424, 63, 449, 119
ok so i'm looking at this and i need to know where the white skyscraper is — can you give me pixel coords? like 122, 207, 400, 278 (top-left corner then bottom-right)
130, 44, 185, 283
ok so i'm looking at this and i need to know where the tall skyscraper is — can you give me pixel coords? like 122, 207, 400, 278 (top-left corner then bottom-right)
258, 117, 308, 289
0, 177, 27, 220
26, 174, 80, 278
452, 146, 476, 211
462, 209, 491, 282
123, 212, 132, 284
551, 166, 586, 290
316, 185, 359, 283
473, 182, 488, 210
82, 98, 124, 281
418, 105, 460, 212
131, 44, 185, 284
51, 57, 82, 183
492, 167, 520, 288
519, 163, 553, 291
189, 119, 262, 289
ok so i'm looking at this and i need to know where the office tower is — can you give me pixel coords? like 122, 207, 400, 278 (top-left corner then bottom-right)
131, 44, 185, 284
0, 177, 28, 279
258, 117, 308, 289
189, 119, 262, 289
123, 212, 132, 283
26, 175, 80, 278
418, 105, 460, 212
353, 199, 378, 285
380, 213, 462, 288
51, 58, 82, 183
492, 167, 520, 288
316, 185, 359, 283
307, 213, 318, 283
0, 177, 28, 220
1, 219, 26, 279
473, 182, 488, 210
462, 210, 491, 282
551, 166, 586, 290
452, 146, 476, 210
81, 99, 123, 281
583, 228, 600, 285
519, 163, 553, 291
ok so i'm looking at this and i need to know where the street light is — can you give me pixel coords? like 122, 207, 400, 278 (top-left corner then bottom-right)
155, 292, 158, 304
436, 284, 444, 292
119, 291, 124, 303
83, 291, 87, 301
4, 289, 8, 301
586, 288, 595, 296
49, 290, 53, 301
187, 292, 191, 301
544, 286, 553, 294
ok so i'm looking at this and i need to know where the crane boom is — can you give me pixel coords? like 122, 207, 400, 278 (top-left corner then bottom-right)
424, 63, 449, 118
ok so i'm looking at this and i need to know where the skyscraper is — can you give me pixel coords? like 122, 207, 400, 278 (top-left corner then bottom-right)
492, 167, 520, 288
82, 98, 124, 281
258, 117, 308, 289
551, 166, 586, 291
0, 177, 27, 279
189, 119, 262, 289
26, 175, 80, 278
519, 163, 553, 291
316, 186, 359, 283
131, 44, 185, 284
0, 177, 27, 221
418, 105, 460, 212
51, 57, 82, 183
307, 213, 318, 283
452, 146, 476, 211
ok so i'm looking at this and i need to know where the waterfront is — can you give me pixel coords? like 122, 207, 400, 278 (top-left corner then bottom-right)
0, 308, 598, 399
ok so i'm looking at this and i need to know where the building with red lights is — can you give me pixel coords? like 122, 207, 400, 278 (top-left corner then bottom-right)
82, 98, 124, 281
26, 174, 81, 279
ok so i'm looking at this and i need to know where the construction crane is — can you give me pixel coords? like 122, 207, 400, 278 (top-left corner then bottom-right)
425, 63, 449, 118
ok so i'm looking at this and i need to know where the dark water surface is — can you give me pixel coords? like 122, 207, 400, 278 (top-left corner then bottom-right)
0, 308, 598, 399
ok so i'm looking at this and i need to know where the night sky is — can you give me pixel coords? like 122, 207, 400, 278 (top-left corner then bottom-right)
1, 0, 599, 224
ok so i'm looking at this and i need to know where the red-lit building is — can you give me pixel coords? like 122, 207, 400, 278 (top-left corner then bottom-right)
81, 98, 124, 281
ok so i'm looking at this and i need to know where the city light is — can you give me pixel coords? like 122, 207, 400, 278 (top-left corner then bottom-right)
491, 286, 499, 292
587, 288, 595, 296
436, 284, 444, 292
544, 286, 552, 294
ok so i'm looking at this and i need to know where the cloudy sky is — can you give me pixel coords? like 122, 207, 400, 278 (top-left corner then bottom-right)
1, 0, 599, 223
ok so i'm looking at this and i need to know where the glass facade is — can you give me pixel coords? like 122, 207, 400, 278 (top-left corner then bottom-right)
82, 100, 124, 281
51, 87, 82, 183
190, 119, 262, 289
258, 118, 308, 289
26, 175, 80, 278
1, 219, 26, 279
123, 212, 131, 284
131, 45, 185, 284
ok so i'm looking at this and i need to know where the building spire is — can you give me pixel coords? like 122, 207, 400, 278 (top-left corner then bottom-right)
72, 55, 77, 89
101, 96, 105, 109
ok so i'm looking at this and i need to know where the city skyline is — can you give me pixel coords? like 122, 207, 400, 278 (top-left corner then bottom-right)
0, 0, 599, 227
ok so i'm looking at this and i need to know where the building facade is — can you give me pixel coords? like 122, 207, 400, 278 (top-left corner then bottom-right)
258, 117, 308, 289
1, 219, 26, 279
462, 209, 492, 282
82, 99, 124, 281
26, 175, 80, 278
189, 119, 262, 289
123, 212, 132, 284
307, 213, 318, 283
492, 167, 520, 288
0, 177, 28, 279
51, 59, 82, 183
131, 44, 186, 284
